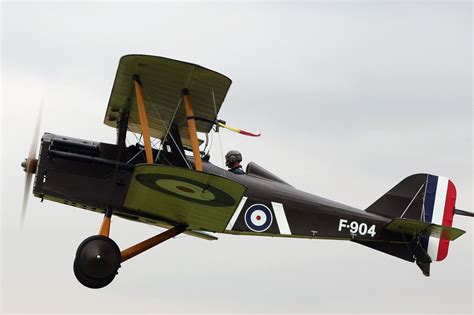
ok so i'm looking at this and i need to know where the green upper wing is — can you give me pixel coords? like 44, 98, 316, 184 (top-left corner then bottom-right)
123, 164, 247, 232
104, 55, 232, 147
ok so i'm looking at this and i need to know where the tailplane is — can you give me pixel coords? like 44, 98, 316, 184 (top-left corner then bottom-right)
361, 174, 469, 276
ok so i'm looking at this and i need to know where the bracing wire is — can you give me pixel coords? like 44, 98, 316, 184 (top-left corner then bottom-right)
202, 133, 209, 155
141, 90, 192, 169
212, 88, 226, 170
152, 97, 183, 162
126, 116, 147, 163
400, 183, 425, 219
153, 101, 192, 169
206, 130, 214, 156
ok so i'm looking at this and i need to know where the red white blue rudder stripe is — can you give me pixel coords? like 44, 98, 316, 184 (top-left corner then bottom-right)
420, 175, 457, 261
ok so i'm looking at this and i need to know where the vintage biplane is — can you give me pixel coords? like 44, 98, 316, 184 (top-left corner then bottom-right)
21, 55, 473, 289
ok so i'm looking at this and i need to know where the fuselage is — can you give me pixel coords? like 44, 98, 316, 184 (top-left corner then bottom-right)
33, 133, 390, 242
201, 162, 390, 240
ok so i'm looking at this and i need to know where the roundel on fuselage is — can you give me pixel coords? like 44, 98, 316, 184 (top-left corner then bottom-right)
244, 204, 273, 232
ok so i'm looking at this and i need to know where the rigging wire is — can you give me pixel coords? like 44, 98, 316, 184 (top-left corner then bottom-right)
202, 133, 209, 156
125, 115, 147, 163
206, 130, 214, 156
141, 90, 192, 169
152, 97, 183, 162
122, 84, 217, 170
400, 183, 425, 219
127, 148, 145, 164
126, 116, 141, 144
151, 137, 161, 150
152, 102, 192, 169
212, 88, 226, 170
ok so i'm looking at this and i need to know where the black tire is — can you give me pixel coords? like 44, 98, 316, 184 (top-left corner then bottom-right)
75, 235, 121, 279
73, 235, 121, 288
73, 258, 116, 289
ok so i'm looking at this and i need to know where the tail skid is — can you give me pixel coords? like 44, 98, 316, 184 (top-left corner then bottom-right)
355, 239, 433, 276
356, 217, 465, 277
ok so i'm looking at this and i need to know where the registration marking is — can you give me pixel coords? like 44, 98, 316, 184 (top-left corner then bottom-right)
338, 219, 376, 237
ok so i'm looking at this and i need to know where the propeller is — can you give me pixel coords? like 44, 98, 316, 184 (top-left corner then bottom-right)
20, 101, 43, 228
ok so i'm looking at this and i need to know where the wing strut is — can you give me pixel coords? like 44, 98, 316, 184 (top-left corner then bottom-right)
182, 88, 203, 171
133, 75, 154, 164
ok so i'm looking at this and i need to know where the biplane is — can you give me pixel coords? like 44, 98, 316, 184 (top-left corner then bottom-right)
21, 55, 473, 289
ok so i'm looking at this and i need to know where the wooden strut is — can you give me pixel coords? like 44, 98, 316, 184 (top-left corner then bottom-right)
133, 75, 154, 164
120, 226, 185, 262
182, 89, 203, 171
98, 209, 113, 237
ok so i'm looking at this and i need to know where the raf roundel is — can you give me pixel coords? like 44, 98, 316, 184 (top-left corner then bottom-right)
244, 204, 273, 232
135, 174, 237, 207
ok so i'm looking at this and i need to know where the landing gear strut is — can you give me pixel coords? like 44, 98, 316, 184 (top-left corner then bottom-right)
73, 209, 185, 289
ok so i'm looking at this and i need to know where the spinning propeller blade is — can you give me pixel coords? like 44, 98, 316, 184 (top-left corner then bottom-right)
20, 101, 43, 228
21, 174, 33, 227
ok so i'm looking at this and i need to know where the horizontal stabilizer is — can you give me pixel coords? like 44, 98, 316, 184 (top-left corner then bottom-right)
385, 218, 465, 241
454, 209, 474, 217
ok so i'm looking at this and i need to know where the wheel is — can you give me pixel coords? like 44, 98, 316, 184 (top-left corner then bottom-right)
75, 235, 121, 279
73, 235, 121, 289
73, 258, 116, 289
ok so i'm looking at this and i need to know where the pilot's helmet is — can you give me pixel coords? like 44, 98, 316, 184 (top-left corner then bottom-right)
225, 150, 242, 167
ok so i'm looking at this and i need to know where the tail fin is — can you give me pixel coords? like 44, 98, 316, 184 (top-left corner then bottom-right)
419, 175, 456, 261
361, 174, 465, 275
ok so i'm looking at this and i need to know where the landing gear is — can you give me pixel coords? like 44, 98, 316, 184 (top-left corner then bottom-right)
73, 235, 121, 289
73, 209, 186, 289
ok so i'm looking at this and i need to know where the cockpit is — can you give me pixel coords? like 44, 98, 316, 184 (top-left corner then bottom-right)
245, 162, 292, 187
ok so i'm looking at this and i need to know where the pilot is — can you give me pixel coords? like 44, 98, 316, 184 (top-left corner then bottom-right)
225, 150, 245, 175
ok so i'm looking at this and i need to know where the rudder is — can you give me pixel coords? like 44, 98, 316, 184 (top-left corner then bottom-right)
366, 174, 457, 262
420, 175, 456, 261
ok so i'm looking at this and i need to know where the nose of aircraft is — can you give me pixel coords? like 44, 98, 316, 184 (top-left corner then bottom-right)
21, 157, 38, 174
20, 101, 43, 228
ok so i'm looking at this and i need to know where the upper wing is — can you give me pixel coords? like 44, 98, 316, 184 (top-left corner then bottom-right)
104, 55, 232, 145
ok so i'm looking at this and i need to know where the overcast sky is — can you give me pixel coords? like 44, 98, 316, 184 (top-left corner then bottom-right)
1, 1, 472, 314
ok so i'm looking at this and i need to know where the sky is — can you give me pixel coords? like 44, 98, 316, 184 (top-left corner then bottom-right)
1, 1, 473, 314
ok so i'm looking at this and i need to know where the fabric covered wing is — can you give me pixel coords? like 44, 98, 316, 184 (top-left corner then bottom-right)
104, 55, 232, 145
123, 165, 247, 232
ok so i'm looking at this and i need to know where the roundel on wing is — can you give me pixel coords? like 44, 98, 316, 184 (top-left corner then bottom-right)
135, 174, 236, 207
244, 204, 273, 232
